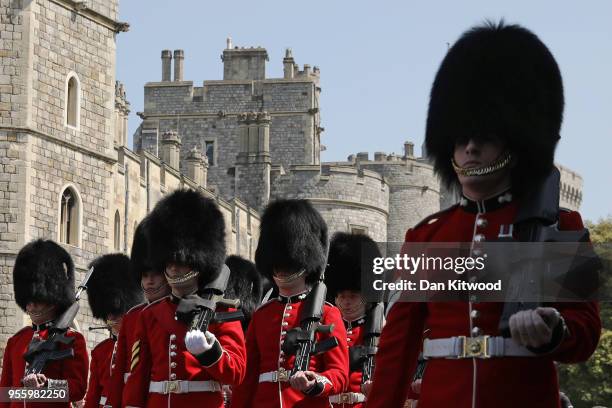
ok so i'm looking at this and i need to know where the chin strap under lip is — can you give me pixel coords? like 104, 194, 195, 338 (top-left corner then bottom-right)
452, 151, 512, 177
273, 269, 306, 284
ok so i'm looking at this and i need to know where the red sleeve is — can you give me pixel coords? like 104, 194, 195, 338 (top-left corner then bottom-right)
108, 319, 129, 407
364, 302, 426, 408
61, 331, 89, 402
549, 210, 601, 363
0, 336, 14, 408
229, 318, 259, 408
315, 305, 349, 396
198, 318, 247, 386
122, 313, 151, 408
84, 347, 102, 408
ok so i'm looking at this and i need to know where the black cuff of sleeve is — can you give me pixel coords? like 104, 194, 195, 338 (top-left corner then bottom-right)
302, 380, 324, 396
527, 316, 568, 355
195, 339, 223, 367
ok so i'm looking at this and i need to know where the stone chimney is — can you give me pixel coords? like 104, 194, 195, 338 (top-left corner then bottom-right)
161, 50, 172, 81
404, 141, 414, 158
173, 49, 184, 81
283, 48, 295, 79
374, 152, 386, 161
161, 130, 181, 169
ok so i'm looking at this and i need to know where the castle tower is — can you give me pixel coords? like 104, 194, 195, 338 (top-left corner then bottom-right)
0, 0, 128, 357
235, 112, 271, 211
222, 45, 269, 80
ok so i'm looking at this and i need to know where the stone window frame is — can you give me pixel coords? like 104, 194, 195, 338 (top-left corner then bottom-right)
349, 224, 368, 235
64, 72, 81, 130
57, 183, 83, 247
203, 138, 216, 167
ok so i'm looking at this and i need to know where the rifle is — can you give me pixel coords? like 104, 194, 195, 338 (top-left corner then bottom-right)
24, 266, 95, 375
282, 280, 339, 376
347, 302, 384, 383
175, 265, 244, 332
360, 302, 384, 383
498, 168, 599, 336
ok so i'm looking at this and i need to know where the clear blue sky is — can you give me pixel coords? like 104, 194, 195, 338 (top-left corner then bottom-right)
117, 0, 611, 223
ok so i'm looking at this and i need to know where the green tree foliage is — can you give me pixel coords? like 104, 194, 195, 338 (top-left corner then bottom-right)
558, 215, 612, 407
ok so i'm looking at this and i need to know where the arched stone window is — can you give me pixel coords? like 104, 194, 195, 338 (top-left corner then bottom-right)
65, 73, 80, 129
59, 186, 81, 246
114, 210, 121, 251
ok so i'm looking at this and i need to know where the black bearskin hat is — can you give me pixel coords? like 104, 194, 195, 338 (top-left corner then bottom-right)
425, 21, 564, 194
87, 253, 144, 320
325, 232, 382, 300
255, 199, 328, 285
13, 239, 75, 314
225, 255, 261, 331
148, 189, 226, 289
130, 216, 155, 284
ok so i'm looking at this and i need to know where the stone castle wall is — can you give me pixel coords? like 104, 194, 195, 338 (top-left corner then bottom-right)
271, 165, 389, 242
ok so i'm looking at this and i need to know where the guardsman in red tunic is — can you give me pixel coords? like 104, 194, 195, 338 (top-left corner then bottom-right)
84, 254, 143, 408
122, 189, 246, 408
232, 199, 349, 408
365, 22, 601, 408
106, 218, 171, 408
324, 232, 383, 408
0, 239, 89, 408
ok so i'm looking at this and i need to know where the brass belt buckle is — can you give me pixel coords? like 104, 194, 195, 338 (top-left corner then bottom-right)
461, 335, 490, 358
340, 393, 351, 403
277, 368, 289, 382
165, 380, 180, 394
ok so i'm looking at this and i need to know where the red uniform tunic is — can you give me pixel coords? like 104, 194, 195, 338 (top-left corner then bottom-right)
330, 317, 365, 408
365, 193, 601, 408
0, 323, 89, 408
84, 337, 115, 408
122, 296, 246, 408
232, 293, 350, 408
107, 303, 146, 408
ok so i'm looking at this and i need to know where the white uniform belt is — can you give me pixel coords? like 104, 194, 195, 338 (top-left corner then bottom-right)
329, 392, 366, 404
259, 368, 290, 383
423, 336, 536, 359
148, 380, 221, 394
99, 396, 107, 405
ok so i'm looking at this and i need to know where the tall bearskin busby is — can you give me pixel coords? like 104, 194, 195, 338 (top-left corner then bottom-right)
325, 232, 382, 301
425, 21, 564, 195
147, 189, 226, 289
225, 255, 261, 330
13, 239, 75, 314
130, 216, 153, 282
87, 253, 144, 320
255, 199, 329, 285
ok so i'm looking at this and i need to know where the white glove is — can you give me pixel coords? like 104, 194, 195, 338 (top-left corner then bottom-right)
185, 329, 216, 355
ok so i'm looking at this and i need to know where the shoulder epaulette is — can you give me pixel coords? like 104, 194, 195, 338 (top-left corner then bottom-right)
411, 204, 458, 230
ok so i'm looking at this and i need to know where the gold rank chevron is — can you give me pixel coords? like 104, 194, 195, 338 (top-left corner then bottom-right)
130, 340, 141, 371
